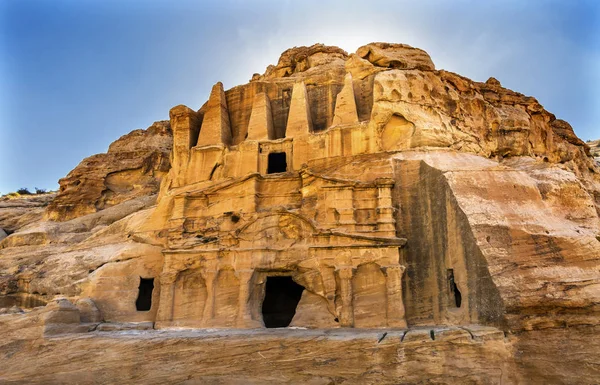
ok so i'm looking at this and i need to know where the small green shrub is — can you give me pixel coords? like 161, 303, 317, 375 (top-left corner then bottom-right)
5, 192, 20, 199
16, 188, 32, 195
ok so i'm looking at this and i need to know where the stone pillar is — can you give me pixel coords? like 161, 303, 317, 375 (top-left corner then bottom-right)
201, 269, 219, 325
288, 81, 313, 171
325, 186, 355, 229
169, 105, 200, 186
286, 81, 313, 138
338, 187, 356, 226
376, 178, 396, 234
155, 272, 178, 326
335, 266, 355, 327
332, 73, 359, 126
319, 267, 337, 303
381, 264, 407, 328
327, 127, 343, 157
197, 82, 232, 147
247, 93, 274, 141
235, 269, 259, 328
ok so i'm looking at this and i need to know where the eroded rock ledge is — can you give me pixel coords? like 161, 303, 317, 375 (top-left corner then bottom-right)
0, 302, 597, 385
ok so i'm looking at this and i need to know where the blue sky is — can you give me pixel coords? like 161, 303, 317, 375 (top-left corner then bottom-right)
1, 0, 598, 193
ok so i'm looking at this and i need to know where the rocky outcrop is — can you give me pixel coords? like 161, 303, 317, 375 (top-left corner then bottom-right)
0, 193, 56, 234
44, 121, 172, 222
257, 43, 348, 80
357, 42, 436, 71
588, 138, 600, 163
394, 152, 599, 331
551, 119, 588, 148
1, 42, 599, 384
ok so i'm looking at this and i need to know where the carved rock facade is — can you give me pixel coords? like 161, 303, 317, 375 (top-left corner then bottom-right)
1, 43, 600, 384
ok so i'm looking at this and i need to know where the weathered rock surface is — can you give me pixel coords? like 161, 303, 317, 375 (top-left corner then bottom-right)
1, 42, 599, 384
257, 43, 348, 81
356, 42, 436, 71
44, 121, 172, 221
588, 138, 600, 163
0, 321, 597, 384
0, 194, 161, 315
0, 193, 56, 234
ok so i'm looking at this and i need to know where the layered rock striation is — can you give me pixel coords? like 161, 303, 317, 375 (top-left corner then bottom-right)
1, 43, 599, 384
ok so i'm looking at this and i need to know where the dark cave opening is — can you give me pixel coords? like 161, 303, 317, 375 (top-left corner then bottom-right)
447, 269, 462, 308
135, 277, 154, 311
261, 276, 304, 328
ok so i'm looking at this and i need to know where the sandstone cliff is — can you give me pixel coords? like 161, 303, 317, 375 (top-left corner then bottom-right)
0, 193, 56, 236
588, 138, 600, 163
1, 43, 599, 385
45, 121, 172, 221
0, 121, 171, 311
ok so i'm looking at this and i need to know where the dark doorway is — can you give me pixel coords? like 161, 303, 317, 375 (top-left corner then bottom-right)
447, 269, 462, 308
136, 277, 154, 311
267, 152, 287, 174
261, 276, 304, 328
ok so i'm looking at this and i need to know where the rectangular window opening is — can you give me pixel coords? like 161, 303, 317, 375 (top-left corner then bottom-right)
267, 152, 287, 174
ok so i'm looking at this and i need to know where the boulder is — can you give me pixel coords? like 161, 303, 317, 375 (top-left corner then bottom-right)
75, 297, 103, 323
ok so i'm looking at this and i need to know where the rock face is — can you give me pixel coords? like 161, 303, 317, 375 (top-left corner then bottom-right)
45, 121, 172, 221
0, 192, 56, 234
588, 138, 600, 163
357, 42, 436, 71
1, 42, 599, 384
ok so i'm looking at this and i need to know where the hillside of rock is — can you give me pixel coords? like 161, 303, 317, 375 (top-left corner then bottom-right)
0, 42, 599, 384
44, 121, 172, 222
0, 193, 56, 236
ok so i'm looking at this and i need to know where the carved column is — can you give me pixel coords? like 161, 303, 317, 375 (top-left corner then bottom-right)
201, 269, 218, 326
381, 264, 407, 328
332, 73, 359, 127
328, 128, 343, 157
335, 266, 355, 327
376, 178, 396, 234
169, 105, 200, 187
319, 267, 337, 303
286, 81, 313, 137
196, 82, 232, 147
325, 186, 355, 229
155, 272, 178, 326
247, 92, 274, 140
235, 269, 257, 328
337, 187, 356, 226
288, 81, 313, 170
